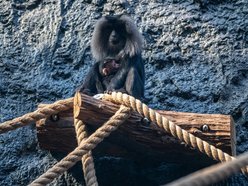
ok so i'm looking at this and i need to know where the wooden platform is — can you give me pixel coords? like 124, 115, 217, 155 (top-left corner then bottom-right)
36, 94, 236, 164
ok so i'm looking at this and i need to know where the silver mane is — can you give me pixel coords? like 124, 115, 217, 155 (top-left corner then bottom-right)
91, 15, 143, 61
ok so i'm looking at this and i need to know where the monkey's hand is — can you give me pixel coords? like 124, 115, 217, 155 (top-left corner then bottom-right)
93, 90, 113, 99
93, 93, 104, 100
104, 90, 112, 94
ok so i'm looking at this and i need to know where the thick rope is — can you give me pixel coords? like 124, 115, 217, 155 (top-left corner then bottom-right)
74, 118, 98, 186
102, 92, 248, 175
165, 152, 248, 186
30, 105, 131, 186
0, 97, 74, 134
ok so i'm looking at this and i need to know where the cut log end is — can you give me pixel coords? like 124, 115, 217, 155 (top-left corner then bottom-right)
230, 117, 236, 156
73, 91, 82, 118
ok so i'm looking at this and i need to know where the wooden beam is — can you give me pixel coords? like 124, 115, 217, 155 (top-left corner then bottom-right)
36, 93, 236, 164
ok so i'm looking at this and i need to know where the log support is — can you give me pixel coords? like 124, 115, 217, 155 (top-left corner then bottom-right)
36, 93, 236, 164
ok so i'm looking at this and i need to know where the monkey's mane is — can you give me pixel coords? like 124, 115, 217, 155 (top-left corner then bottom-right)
91, 15, 143, 61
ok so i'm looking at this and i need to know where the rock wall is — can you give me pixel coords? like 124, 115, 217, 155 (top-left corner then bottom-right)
0, 0, 247, 185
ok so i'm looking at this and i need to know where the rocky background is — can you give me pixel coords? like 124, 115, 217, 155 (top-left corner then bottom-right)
0, 0, 248, 185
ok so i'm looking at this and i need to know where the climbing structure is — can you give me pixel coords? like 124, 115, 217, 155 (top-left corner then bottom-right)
0, 92, 247, 186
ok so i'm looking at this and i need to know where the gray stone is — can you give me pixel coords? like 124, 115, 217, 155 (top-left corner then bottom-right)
1, 0, 248, 185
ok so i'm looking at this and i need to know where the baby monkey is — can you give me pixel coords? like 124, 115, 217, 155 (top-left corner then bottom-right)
101, 58, 121, 76
100, 58, 121, 90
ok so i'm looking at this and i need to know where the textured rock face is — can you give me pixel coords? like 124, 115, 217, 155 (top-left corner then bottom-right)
0, 0, 248, 185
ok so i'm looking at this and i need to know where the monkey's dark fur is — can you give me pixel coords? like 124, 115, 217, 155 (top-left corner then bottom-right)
79, 15, 145, 100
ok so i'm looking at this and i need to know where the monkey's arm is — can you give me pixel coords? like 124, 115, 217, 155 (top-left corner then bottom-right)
106, 56, 134, 90
107, 70, 129, 90
125, 66, 144, 99
107, 55, 144, 91
78, 62, 104, 95
125, 55, 145, 99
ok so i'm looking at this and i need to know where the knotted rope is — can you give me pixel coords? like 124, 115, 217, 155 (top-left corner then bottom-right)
30, 105, 131, 186
0, 98, 73, 134
102, 92, 248, 175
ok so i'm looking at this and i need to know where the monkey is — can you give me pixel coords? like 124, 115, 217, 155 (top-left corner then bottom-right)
101, 57, 121, 77
79, 15, 145, 100
101, 58, 121, 88
100, 57, 121, 90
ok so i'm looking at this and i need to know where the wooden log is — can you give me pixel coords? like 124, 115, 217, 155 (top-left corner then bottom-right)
36, 93, 236, 164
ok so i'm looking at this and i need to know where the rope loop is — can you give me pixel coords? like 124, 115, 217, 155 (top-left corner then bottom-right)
74, 118, 98, 186
1, 92, 247, 186
30, 105, 131, 186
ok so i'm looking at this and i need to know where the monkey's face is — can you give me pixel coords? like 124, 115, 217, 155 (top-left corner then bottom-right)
91, 14, 143, 61
104, 16, 127, 51
108, 28, 126, 49
109, 30, 121, 45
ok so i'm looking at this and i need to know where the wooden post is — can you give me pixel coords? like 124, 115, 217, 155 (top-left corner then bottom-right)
36, 93, 236, 164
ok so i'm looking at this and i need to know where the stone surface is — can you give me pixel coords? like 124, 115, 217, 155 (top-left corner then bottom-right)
0, 0, 248, 185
